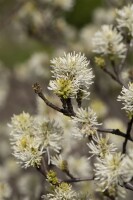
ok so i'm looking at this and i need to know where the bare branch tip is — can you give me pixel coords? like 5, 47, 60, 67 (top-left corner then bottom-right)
32, 82, 42, 94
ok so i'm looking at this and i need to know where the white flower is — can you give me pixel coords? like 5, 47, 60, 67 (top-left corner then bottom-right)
36, 120, 63, 154
92, 25, 127, 59
87, 133, 117, 159
49, 52, 94, 99
105, 184, 126, 199
12, 134, 44, 168
72, 107, 101, 138
9, 112, 35, 137
94, 153, 124, 191
117, 82, 133, 115
48, 77, 79, 99
51, 154, 68, 171
116, 4, 133, 37
120, 149, 133, 182
9, 113, 63, 167
42, 182, 78, 200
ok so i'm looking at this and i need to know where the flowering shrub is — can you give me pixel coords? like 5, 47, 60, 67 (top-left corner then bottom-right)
1, 0, 133, 200
9, 46, 133, 199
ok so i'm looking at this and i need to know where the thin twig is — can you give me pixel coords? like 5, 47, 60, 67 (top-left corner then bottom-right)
98, 128, 133, 142
61, 176, 133, 192
102, 67, 123, 86
111, 59, 118, 77
32, 83, 75, 117
36, 156, 48, 178
64, 169, 75, 179
124, 182, 133, 191
119, 40, 131, 71
122, 117, 133, 153
60, 175, 133, 192
60, 176, 94, 183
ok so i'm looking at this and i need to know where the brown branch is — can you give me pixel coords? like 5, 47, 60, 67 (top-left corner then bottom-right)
61, 176, 133, 192
123, 182, 133, 191
32, 83, 75, 117
64, 169, 75, 179
60, 176, 94, 184
66, 98, 75, 116
97, 128, 133, 142
102, 67, 123, 86
111, 59, 118, 77
122, 116, 133, 153
36, 156, 48, 178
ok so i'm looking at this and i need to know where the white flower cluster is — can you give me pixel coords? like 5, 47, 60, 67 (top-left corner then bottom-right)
88, 133, 117, 159
72, 107, 101, 138
116, 4, 133, 37
117, 82, 133, 115
94, 153, 124, 191
89, 140, 133, 197
92, 25, 127, 59
48, 52, 94, 99
42, 182, 78, 200
87, 130, 133, 197
9, 112, 63, 168
94, 150, 133, 194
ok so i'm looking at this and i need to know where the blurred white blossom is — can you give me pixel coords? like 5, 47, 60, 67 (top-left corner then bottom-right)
80, 25, 97, 53
0, 182, 12, 200
121, 149, 133, 182
116, 4, 133, 37
18, 173, 41, 198
56, 18, 77, 40
67, 155, 90, 177
72, 107, 101, 138
92, 25, 127, 59
117, 82, 133, 115
93, 8, 115, 25
51, 154, 67, 170
90, 98, 108, 118
15, 52, 50, 81
0, 62, 10, 108
43, 0, 75, 11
